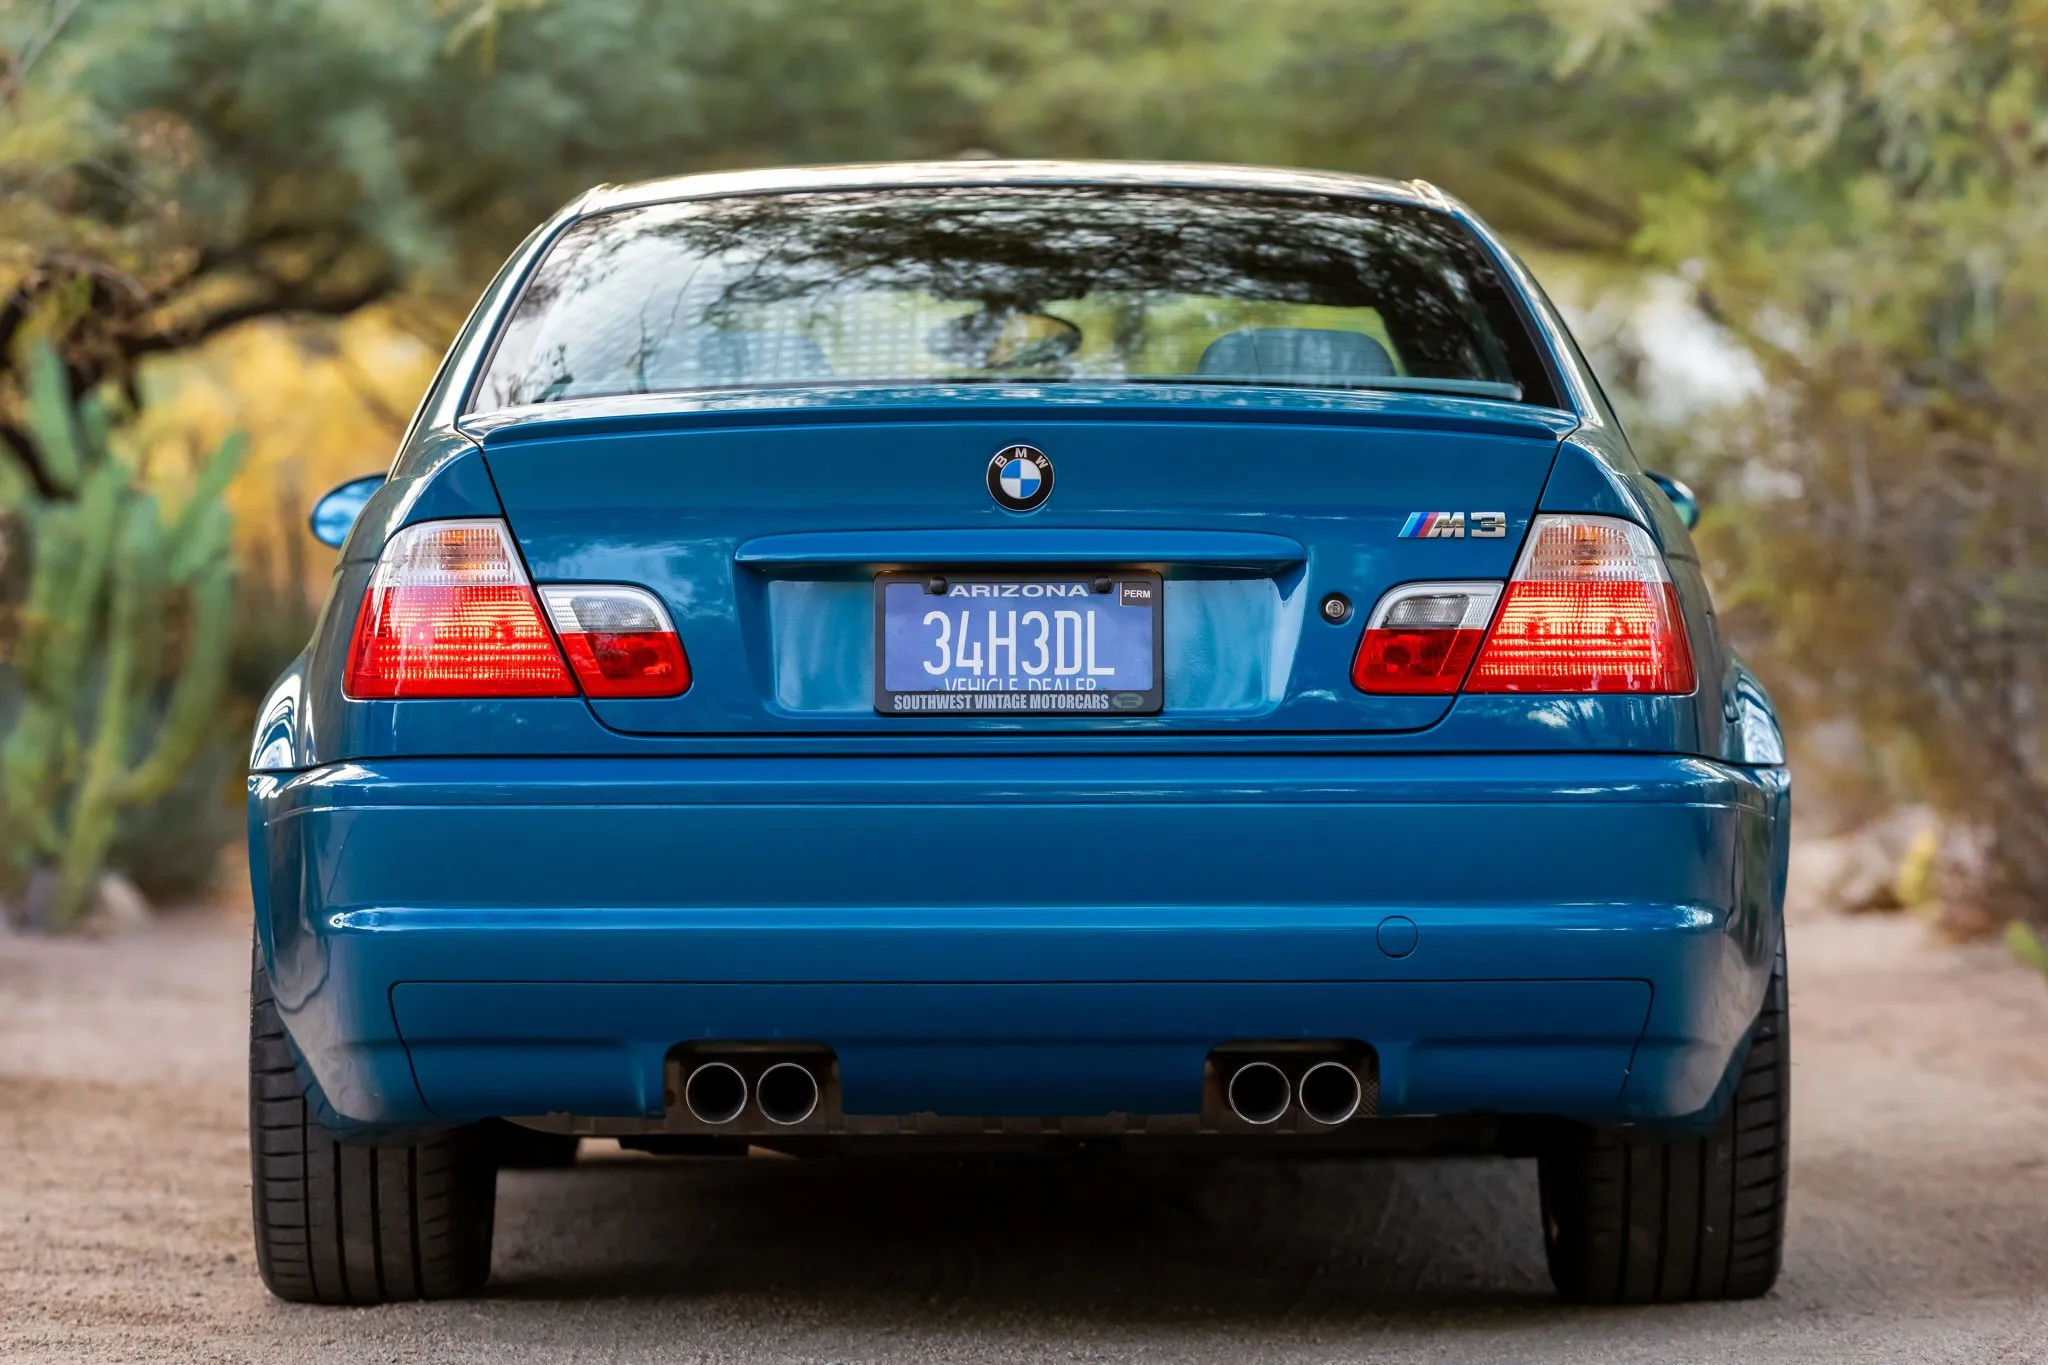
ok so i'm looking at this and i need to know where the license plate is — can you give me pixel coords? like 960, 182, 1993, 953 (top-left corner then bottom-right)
875, 571, 1163, 715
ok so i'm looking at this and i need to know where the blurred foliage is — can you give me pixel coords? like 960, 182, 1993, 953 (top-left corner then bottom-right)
1641, 3, 2048, 927
0, 341, 241, 926
129, 307, 441, 589
0, 0, 2043, 926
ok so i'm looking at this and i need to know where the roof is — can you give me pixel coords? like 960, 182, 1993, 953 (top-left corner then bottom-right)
579, 159, 1452, 216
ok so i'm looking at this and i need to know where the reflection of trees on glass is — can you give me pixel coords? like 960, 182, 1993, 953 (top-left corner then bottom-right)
473, 188, 1556, 410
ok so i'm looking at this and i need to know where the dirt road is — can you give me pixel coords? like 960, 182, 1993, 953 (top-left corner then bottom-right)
6, 897, 2048, 1364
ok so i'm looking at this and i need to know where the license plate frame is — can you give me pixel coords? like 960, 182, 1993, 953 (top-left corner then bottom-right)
873, 570, 1164, 716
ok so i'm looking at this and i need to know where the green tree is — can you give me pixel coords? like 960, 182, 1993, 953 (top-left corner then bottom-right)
0, 0, 993, 491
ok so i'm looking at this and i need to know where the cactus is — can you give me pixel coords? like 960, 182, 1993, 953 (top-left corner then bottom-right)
0, 342, 244, 929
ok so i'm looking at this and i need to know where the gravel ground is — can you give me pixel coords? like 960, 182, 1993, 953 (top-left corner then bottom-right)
6, 897, 2048, 1364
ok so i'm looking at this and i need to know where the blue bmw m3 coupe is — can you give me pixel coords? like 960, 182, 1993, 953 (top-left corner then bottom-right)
247, 161, 1791, 1306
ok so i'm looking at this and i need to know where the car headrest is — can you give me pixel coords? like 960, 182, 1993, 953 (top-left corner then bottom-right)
1195, 328, 1397, 385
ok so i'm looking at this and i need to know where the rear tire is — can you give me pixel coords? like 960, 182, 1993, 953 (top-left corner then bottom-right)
249, 942, 496, 1304
1538, 943, 1789, 1304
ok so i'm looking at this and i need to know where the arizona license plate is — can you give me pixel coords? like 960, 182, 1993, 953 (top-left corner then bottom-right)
875, 571, 1163, 715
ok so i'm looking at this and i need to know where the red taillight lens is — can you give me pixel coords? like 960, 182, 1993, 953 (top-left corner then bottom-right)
1351, 583, 1501, 694
1352, 628, 1487, 693
343, 521, 576, 699
1464, 515, 1695, 694
538, 586, 691, 698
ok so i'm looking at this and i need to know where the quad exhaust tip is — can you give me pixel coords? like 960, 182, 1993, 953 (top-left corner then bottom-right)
1297, 1060, 1363, 1126
683, 1061, 749, 1125
756, 1061, 822, 1126
1225, 1060, 1292, 1125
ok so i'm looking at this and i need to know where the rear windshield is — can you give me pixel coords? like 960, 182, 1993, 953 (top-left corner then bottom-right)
469, 186, 1561, 412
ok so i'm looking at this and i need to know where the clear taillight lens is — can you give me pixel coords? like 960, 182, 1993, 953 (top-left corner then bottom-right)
1464, 514, 1695, 694
1351, 582, 1502, 694
538, 585, 691, 698
343, 520, 575, 699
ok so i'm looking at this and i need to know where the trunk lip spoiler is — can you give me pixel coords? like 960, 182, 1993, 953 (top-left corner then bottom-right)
463, 386, 1580, 447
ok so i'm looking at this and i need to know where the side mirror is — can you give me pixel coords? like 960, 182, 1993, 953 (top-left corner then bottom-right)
309, 474, 386, 548
1644, 471, 1700, 530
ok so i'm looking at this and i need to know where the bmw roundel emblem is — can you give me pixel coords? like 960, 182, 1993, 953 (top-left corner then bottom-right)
987, 443, 1054, 512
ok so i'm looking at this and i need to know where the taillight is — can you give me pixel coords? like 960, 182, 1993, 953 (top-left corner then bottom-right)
1465, 514, 1695, 694
1351, 582, 1502, 694
538, 585, 691, 698
343, 520, 575, 699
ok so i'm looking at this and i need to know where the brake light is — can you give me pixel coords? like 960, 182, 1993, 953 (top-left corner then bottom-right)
343, 520, 575, 699
1465, 514, 1695, 694
538, 585, 691, 698
1351, 583, 1502, 694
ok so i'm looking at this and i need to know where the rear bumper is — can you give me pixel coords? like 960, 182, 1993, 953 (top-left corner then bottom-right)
248, 753, 1788, 1133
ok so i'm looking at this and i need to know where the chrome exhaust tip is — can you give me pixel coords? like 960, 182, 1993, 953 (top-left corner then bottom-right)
1225, 1060, 1291, 1125
1297, 1060, 1362, 1126
683, 1061, 748, 1125
756, 1061, 821, 1126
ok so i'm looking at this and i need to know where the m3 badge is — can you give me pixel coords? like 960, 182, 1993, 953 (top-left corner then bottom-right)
1398, 511, 1507, 539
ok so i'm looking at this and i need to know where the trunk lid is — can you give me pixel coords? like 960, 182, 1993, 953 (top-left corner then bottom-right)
470, 386, 1575, 736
